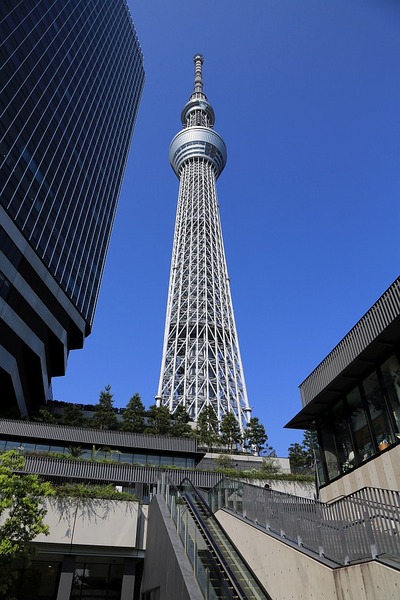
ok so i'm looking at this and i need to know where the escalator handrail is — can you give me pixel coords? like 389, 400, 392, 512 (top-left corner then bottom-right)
184, 491, 249, 600
180, 477, 272, 600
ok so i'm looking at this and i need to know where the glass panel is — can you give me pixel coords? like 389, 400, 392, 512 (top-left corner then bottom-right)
49, 445, 65, 453
14, 560, 60, 600
313, 432, 326, 486
109, 563, 123, 594
119, 452, 133, 464
82, 562, 110, 595
319, 413, 340, 481
80, 449, 92, 459
346, 387, 374, 463
146, 454, 160, 466
71, 562, 86, 599
174, 456, 187, 467
34, 444, 50, 453
332, 400, 355, 473
22, 442, 35, 452
363, 371, 394, 449
5, 440, 23, 450
186, 517, 196, 566
380, 354, 400, 439
133, 453, 147, 465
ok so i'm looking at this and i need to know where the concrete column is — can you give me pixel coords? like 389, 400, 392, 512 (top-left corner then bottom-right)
56, 555, 76, 600
121, 558, 137, 600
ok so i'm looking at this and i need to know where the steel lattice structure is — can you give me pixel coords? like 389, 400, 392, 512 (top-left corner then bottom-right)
156, 55, 251, 433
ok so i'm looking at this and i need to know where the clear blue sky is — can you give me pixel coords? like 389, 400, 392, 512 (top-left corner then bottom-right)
53, 0, 400, 457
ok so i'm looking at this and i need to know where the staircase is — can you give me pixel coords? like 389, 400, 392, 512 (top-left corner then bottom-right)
208, 478, 400, 568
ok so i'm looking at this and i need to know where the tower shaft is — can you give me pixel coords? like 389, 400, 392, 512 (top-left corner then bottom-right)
157, 56, 251, 432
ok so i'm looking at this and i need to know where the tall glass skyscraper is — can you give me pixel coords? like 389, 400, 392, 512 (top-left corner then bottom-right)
156, 56, 251, 433
0, 1, 144, 415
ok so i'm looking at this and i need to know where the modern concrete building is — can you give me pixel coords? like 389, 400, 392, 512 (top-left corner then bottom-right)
1, 410, 399, 599
286, 276, 400, 500
156, 55, 251, 433
0, 418, 218, 599
0, 0, 144, 416
206, 276, 399, 599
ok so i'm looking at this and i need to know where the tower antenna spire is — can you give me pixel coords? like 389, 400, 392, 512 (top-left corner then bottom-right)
193, 54, 204, 94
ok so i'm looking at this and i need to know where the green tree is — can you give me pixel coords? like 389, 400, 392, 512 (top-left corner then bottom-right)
145, 404, 171, 435
121, 393, 146, 433
91, 385, 119, 430
260, 456, 281, 475
61, 404, 86, 428
244, 417, 268, 455
170, 405, 192, 438
288, 442, 309, 474
196, 405, 219, 450
0, 451, 54, 594
288, 430, 317, 475
67, 445, 84, 458
303, 430, 318, 462
220, 411, 242, 452
214, 454, 234, 470
33, 408, 57, 424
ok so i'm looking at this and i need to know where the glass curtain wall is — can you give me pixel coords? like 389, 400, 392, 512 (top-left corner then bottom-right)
316, 352, 400, 486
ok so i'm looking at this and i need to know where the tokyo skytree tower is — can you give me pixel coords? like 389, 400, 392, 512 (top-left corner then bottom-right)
156, 55, 251, 433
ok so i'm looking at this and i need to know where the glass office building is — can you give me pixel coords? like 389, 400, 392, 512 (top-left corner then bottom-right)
0, 0, 144, 415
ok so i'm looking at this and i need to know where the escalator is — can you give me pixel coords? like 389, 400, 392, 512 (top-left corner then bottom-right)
179, 478, 272, 600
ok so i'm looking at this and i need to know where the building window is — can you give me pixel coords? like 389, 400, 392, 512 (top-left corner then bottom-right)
318, 413, 340, 481
332, 400, 355, 474
11, 560, 61, 599
362, 371, 395, 450
316, 352, 400, 486
71, 562, 123, 599
346, 386, 374, 463
380, 355, 400, 440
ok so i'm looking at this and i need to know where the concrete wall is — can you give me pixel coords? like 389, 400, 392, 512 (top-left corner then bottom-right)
198, 452, 291, 473
320, 445, 400, 503
34, 498, 144, 549
216, 509, 400, 600
244, 478, 316, 499
140, 495, 203, 600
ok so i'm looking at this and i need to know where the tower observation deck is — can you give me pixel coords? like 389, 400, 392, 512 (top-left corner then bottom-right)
156, 55, 251, 433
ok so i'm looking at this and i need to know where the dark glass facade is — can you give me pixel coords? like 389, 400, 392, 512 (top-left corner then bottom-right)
314, 351, 400, 486
0, 1, 144, 414
0, 438, 196, 468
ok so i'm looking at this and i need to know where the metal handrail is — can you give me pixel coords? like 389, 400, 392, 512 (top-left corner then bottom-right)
180, 478, 271, 600
159, 475, 272, 599
184, 493, 247, 600
209, 479, 400, 567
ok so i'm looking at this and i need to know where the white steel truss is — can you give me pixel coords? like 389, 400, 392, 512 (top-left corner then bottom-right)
156, 55, 251, 433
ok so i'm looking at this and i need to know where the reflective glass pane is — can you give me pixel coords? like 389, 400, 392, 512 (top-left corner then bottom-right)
119, 452, 133, 464
133, 453, 147, 465
14, 560, 60, 600
174, 456, 187, 467
363, 371, 394, 449
332, 400, 355, 473
380, 354, 400, 439
346, 387, 373, 463
71, 563, 86, 599
319, 413, 340, 481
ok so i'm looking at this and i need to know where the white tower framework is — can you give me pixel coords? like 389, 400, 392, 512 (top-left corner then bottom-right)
156, 55, 251, 433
